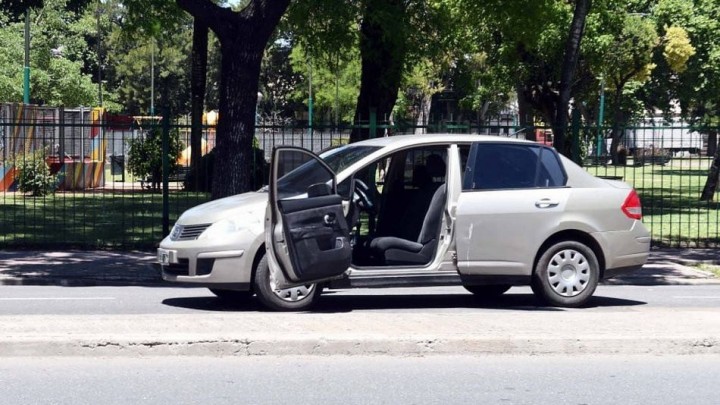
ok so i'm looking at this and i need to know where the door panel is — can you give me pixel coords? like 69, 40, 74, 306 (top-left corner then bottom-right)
455, 188, 570, 276
268, 147, 351, 284
455, 142, 570, 276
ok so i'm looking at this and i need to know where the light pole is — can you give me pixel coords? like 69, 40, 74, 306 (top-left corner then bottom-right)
23, 9, 30, 104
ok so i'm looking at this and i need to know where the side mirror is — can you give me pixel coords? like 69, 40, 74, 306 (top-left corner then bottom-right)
307, 183, 332, 197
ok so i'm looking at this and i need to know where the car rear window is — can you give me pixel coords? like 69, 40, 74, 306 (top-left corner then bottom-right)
463, 143, 566, 190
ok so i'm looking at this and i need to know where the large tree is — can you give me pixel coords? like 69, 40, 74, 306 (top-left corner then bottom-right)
350, 0, 410, 141
176, 0, 291, 199
553, 0, 591, 156
121, 0, 214, 190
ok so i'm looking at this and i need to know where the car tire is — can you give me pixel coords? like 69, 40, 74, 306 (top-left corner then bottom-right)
209, 288, 251, 302
253, 254, 321, 311
463, 285, 512, 297
532, 240, 600, 307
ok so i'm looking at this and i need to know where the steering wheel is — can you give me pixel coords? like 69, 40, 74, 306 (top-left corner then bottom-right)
353, 179, 375, 212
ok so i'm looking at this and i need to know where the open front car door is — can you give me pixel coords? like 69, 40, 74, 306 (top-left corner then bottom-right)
267, 147, 352, 284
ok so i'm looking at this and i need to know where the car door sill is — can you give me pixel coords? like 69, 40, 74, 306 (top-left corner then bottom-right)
328, 271, 463, 289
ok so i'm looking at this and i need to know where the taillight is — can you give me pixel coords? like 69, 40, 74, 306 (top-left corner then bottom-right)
622, 189, 642, 220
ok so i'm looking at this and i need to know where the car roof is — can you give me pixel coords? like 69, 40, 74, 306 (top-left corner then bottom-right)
354, 133, 534, 148
336, 133, 606, 188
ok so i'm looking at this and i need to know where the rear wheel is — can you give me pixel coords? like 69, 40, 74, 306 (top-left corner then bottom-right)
253, 254, 321, 311
463, 285, 512, 297
532, 240, 599, 307
209, 288, 251, 302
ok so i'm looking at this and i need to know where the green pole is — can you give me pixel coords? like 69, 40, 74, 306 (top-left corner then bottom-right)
161, 108, 170, 236
23, 9, 30, 104
150, 39, 155, 116
369, 108, 377, 139
596, 76, 606, 159
308, 60, 313, 139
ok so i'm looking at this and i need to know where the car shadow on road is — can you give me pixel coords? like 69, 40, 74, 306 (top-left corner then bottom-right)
162, 291, 646, 313
310, 292, 645, 312
162, 296, 264, 312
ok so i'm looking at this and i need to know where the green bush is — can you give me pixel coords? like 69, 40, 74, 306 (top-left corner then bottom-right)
13, 149, 58, 197
126, 128, 183, 190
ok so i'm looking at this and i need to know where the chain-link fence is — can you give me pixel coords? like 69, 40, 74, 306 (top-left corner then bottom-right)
1, 105, 718, 249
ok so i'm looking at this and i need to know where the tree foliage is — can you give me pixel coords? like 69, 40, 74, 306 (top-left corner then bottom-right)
0, 0, 97, 106
663, 26, 695, 74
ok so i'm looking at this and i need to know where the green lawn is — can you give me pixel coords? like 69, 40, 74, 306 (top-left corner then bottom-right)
587, 158, 720, 247
0, 190, 209, 249
2, 158, 718, 249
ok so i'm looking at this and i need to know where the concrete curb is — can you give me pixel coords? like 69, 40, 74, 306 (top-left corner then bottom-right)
2, 336, 719, 357
0, 336, 720, 357
2, 312, 719, 357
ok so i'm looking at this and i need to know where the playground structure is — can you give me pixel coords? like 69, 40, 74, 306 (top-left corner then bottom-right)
0, 103, 106, 192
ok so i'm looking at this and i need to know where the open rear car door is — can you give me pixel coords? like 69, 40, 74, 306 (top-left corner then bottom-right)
266, 147, 352, 284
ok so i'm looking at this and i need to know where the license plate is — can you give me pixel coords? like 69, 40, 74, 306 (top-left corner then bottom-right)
158, 249, 171, 265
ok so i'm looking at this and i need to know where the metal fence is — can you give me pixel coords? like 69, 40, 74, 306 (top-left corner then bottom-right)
1, 106, 718, 249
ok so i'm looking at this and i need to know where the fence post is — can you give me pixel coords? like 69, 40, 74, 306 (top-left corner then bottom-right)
369, 108, 377, 139
162, 107, 170, 237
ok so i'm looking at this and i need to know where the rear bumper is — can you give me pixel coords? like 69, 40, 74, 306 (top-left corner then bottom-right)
603, 263, 644, 279
592, 221, 651, 279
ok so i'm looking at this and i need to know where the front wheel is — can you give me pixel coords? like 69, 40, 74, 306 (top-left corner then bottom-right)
531, 241, 600, 307
253, 255, 321, 311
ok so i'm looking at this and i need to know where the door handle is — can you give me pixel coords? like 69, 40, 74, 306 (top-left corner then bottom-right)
324, 213, 336, 225
535, 199, 560, 208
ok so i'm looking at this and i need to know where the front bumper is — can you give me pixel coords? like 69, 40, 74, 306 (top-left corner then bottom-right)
158, 234, 261, 289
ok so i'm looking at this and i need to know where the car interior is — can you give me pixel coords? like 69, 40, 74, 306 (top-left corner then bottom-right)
348, 146, 449, 267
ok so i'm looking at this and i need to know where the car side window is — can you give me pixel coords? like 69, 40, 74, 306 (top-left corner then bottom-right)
538, 147, 566, 187
463, 143, 566, 190
459, 144, 471, 184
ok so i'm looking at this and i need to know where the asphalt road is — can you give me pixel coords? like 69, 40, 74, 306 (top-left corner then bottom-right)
2, 355, 719, 404
1, 284, 719, 315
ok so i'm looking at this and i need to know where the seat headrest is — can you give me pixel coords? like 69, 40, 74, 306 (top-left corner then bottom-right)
425, 154, 446, 178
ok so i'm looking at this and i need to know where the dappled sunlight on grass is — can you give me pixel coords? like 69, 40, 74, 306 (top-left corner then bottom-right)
587, 158, 719, 247
1, 190, 210, 249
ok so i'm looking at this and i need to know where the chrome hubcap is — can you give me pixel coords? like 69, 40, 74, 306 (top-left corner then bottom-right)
547, 249, 590, 297
268, 267, 315, 302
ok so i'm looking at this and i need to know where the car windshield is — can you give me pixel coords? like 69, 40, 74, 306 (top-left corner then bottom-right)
274, 144, 381, 197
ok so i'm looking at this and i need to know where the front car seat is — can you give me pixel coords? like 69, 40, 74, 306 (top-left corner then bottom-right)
368, 184, 446, 266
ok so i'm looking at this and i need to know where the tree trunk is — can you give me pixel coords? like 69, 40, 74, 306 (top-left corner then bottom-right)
609, 87, 625, 165
700, 146, 720, 201
415, 94, 431, 135
707, 130, 717, 157
350, 0, 408, 142
553, 0, 591, 157
188, 19, 208, 191
177, 0, 291, 199
516, 83, 536, 141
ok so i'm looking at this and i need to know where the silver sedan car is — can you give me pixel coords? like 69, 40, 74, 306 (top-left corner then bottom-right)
158, 134, 650, 310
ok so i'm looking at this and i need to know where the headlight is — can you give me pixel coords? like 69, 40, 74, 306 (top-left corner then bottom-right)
198, 218, 246, 240
169, 224, 182, 240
